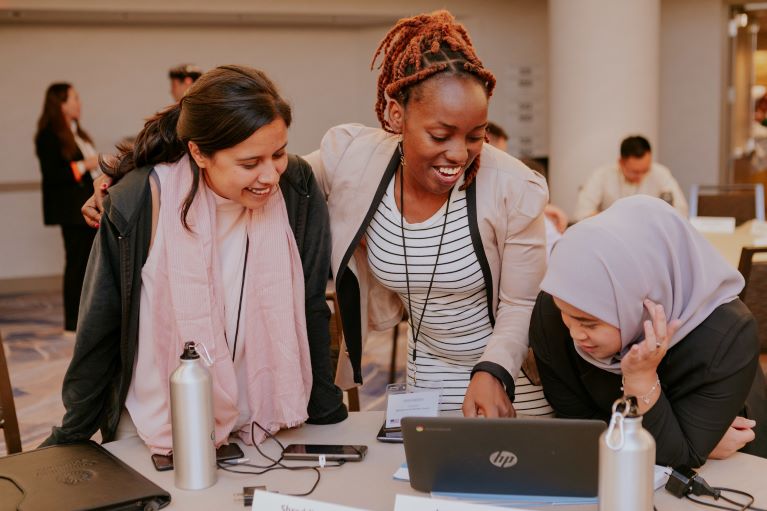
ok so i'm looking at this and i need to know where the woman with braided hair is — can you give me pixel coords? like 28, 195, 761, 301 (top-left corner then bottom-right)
306, 10, 552, 417
81, 11, 551, 418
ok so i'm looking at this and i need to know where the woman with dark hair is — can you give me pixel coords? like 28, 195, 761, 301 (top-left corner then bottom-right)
306, 11, 551, 417
35, 83, 101, 332
43, 65, 346, 453
530, 196, 767, 467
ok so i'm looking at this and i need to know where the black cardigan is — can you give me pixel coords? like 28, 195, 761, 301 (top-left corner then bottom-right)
43, 155, 347, 446
35, 127, 94, 226
529, 291, 767, 468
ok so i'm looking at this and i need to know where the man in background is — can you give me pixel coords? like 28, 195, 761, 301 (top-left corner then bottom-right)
168, 64, 203, 101
486, 121, 509, 153
575, 135, 688, 221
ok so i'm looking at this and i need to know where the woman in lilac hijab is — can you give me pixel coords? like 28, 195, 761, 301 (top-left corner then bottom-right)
529, 195, 766, 468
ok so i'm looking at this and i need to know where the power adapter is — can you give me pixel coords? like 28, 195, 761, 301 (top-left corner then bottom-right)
665, 466, 720, 499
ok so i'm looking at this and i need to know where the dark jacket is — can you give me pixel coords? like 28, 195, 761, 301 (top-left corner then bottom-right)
43, 155, 347, 446
529, 291, 767, 468
35, 127, 94, 226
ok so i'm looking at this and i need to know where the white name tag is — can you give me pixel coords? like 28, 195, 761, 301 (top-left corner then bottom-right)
394, 494, 532, 511
251, 490, 367, 510
385, 390, 440, 429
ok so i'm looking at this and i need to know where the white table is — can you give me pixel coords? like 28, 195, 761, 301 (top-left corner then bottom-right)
701, 219, 767, 267
104, 412, 767, 511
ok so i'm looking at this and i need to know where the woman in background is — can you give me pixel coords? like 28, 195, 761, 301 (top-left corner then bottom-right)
35, 83, 101, 332
530, 196, 767, 467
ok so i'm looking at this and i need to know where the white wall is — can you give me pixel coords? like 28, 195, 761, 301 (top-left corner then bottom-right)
0, 24, 373, 282
0, 0, 731, 284
0, 0, 549, 284
658, 0, 727, 199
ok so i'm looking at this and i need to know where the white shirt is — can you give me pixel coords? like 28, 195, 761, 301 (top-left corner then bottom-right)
70, 121, 101, 180
575, 162, 688, 221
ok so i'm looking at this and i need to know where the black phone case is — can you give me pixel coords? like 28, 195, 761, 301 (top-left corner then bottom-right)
151, 443, 245, 471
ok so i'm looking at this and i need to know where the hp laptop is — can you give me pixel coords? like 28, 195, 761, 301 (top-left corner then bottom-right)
0, 441, 171, 510
402, 416, 606, 498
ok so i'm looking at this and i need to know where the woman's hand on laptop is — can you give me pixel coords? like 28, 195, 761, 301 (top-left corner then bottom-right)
463, 372, 516, 418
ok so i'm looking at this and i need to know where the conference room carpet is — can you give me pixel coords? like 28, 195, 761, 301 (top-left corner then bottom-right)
0, 291, 406, 455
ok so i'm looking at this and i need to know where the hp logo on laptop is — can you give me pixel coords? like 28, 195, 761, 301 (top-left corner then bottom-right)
489, 450, 518, 468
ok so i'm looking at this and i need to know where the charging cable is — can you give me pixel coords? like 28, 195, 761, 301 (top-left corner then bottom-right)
222, 420, 347, 500
664, 465, 766, 511
0, 474, 26, 511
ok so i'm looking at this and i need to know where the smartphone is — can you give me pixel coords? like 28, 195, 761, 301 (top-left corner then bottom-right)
376, 422, 403, 443
151, 443, 245, 471
282, 444, 367, 462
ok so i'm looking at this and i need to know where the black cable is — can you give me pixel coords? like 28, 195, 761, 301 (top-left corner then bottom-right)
0, 474, 26, 511
716, 486, 767, 511
686, 495, 745, 511
684, 486, 765, 511
217, 420, 347, 497
719, 490, 754, 511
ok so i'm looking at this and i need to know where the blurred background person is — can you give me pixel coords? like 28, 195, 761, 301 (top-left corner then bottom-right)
168, 63, 203, 101
485, 121, 509, 152
574, 135, 688, 221
34, 83, 101, 333
486, 121, 568, 256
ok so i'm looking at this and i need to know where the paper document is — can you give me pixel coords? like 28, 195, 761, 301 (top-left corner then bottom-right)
690, 216, 736, 233
395, 494, 533, 511
251, 490, 368, 510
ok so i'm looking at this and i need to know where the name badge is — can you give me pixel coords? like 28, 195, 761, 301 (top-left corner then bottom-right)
385, 390, 440, 429
394, 494, 531, 511
251, 490, 366, 510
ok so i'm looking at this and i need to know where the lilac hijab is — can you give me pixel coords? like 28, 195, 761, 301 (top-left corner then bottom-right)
540, 196, 744, 373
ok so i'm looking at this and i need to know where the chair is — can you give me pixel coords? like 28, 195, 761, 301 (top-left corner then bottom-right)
0, 331, 22, 454
738, 246, 767, 354
325, 289, 360, 412
689, 184, 765, 226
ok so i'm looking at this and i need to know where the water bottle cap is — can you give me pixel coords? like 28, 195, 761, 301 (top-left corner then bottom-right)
612, 395, 640, 418
180, 341, 200, 360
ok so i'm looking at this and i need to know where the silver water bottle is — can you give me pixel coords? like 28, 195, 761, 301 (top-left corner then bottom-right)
599, 396, 655, 511
169, 341, 217, 490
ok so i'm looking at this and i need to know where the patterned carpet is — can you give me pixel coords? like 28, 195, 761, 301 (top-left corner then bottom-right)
0, 291, 405, 455
0, 292, 74, 454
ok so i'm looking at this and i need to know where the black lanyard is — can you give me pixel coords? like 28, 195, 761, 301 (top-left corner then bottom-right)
399, 165, 453, 363
225, 235, 249, 362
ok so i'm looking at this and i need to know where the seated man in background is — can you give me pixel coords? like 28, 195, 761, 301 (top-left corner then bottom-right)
574, 135, 688, 221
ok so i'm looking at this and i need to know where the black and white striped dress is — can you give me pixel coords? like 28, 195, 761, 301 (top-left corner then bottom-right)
366, 177, 553, 415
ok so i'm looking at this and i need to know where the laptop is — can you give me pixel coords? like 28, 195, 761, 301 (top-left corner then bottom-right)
0, 441, 171, 510
402, 416, 606, 498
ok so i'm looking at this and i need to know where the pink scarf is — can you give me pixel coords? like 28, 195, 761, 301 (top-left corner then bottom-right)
138, 155, 312, 452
